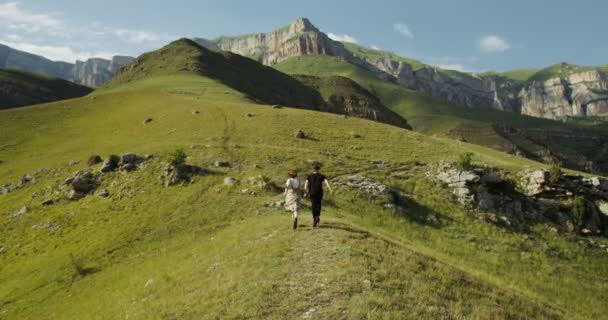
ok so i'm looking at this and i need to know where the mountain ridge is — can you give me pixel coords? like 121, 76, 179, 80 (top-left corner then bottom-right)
195, 18, 608, 120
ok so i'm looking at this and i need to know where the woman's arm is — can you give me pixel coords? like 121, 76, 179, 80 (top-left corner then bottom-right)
324, 180, 333, 194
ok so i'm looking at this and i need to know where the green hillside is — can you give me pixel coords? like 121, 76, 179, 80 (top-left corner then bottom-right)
0, 68, 92, 109
275, 55, 608, 175
1, 42, 607, 320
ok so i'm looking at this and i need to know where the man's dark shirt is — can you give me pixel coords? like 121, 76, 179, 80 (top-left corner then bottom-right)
307, 173, 326, 198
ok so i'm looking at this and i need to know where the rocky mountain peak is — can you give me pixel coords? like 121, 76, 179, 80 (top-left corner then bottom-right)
288, 17, 318, 33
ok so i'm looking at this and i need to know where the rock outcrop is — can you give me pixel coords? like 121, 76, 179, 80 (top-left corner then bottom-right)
0, 43, 133, 87
195, 18, 355, 66
519, 70, 608, 119
431, 163, 608, 235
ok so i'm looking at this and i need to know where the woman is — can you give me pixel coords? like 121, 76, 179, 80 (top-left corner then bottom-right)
284, 170, 302, 230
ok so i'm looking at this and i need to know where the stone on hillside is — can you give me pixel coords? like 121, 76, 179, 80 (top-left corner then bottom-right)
97, 189, 110, 198
351, 132, 362, 138
41, 199, 54, 206
294, 129, 306, 139
214, 161, 231, 168
271, 105, 282, 109
68, 190, 86, 201
224, 177, 238, 186
144, 154, 154, 160
100, 156, 120, 173
71, 172, 96, 193
143, 118, 153, 124
121, 163, 136, 172
68, 160, 80, 166
120, 154, 138, 164
64, 177, 75, 185
87, 155, 103, 166
522, 170, 549, 196
10, 206, 29, 218
192, 110, 200, 115
246, 113, 254, 117
371, 160, 389, 168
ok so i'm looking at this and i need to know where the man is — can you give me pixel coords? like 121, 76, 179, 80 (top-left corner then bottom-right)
305, 164, 333, 228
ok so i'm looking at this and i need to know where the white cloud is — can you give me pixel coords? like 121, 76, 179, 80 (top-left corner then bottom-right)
393, 22, 414, 39
0, 2, 63, 35
434, 64, 467, 72
327, 32, 359, 44
479, 35, 510, 53
1, 40, 115, 62
114, 29, 164, 43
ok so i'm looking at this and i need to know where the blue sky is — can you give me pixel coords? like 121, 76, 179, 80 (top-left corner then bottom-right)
1, 0, 607, 72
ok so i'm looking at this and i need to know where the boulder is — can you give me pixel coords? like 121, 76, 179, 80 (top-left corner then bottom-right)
87, 155, 103, 166
68, 160, 80, 166
214, 161, 231, 168
294, 130, 306, 139
100, 156, 120, 173
10, 206, 29, 218
41, 199, 54, 206
97, 189, 110, 198
522, 170, 549, 196
71, 173, 95, 193
224, 177, 238, 186
121, 163, 136, 172
143, 118, 153, 124
68, 190, 85, 201
120, 154, 138, 164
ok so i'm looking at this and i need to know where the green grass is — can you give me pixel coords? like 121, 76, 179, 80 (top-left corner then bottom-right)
2, 23, 608, 320
498, 68, 540, 82
1, 53, 608, 319
0, 68, 92, 109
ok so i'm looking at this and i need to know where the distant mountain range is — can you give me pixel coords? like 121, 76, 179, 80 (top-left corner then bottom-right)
2, 17, 608, 120
0, 43, 133, 87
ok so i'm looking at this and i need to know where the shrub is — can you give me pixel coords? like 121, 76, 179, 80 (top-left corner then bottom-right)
456, 152, 474, 171
108, 154, 120, 165
570, 196, 587, 227
168, 148, 187, 167
549, 164, 563, 184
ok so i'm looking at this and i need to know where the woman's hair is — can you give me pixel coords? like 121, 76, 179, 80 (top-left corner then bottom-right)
288, 170, 297, 177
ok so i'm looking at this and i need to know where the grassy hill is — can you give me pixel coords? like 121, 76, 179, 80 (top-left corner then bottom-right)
0, 68, 92, 109
275, 55, 608, 174
1, 42, 607, 319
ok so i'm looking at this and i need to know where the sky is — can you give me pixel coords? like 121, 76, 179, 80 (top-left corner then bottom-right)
1, 0, 607, 73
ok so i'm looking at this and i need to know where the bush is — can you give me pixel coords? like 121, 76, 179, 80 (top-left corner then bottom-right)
168, 148, 187, 167
108, 154, 120, 165
549, 164, 563, 184
570, 196, 587, 227
456, 152, 474, 171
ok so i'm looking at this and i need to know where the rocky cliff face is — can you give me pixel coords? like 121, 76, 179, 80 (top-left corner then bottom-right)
0, 43, 133, 87
201, 18, 355, 66
519, 70, 608, 119
72, 56, 134, 87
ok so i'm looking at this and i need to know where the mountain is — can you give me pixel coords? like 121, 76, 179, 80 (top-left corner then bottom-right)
0, 43, 133, 87
195, 18, 608, 120
0, 68, 93, 109
1, 36, 607, 319
105, 38, 408, 128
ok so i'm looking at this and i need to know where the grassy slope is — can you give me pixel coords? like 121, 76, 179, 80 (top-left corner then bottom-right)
274, 55, 608, 173
0, 69, 607, 319
0, 68, 92, 109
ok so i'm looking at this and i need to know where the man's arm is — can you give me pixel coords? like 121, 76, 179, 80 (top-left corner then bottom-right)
304, 180, 310, 193
324, 180, 333, 194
